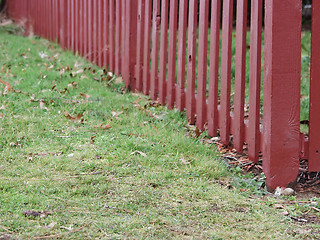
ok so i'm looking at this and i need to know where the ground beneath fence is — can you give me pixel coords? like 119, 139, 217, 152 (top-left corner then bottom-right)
210, 140, 320, 198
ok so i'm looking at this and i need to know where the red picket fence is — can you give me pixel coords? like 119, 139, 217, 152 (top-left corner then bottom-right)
6, 0, 319, 190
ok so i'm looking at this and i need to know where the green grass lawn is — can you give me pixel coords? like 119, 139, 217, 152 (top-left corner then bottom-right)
0, 26, 319, 239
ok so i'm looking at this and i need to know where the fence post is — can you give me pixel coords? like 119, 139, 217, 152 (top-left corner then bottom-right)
263, 0, 301, 189
123, 0, 138, 89
308, 2, 320, 171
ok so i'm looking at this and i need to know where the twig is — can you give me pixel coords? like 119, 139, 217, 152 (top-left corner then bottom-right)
0, 225, 13, 234
104, 205, 134, 214
311, 206, 320, 212
73, 171, 103, 176
289, 215, 308, 223
222, 155, 253, 167
32, 222, 91, 239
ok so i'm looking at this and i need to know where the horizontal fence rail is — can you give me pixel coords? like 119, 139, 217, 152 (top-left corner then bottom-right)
6, 0, 311, 190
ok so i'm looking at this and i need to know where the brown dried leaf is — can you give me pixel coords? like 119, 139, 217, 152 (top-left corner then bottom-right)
68, 81, 78, 88
90, 135, 96, 144
60, 88, 70, 94
64, 112, 83, 121
111, 111, 123, 119
274, 204, 285, 209
0, 113, 4, 118
0, 79, 13, 92
80, 93, 91, 101
95, 123, 111, 130
24, 210, 51, 218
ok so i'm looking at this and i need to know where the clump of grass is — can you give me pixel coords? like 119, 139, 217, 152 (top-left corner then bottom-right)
0, 28, 319, 239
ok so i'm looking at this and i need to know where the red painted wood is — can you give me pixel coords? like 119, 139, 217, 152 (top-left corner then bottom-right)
71, 0, 76, 51
71, 0, 75, 52
103, 0, 109, 68
135, 0, 146, 92
54, 0, 59, 42
76, 0, 80, 53
142, 0, 152, 95
51, 0, 55, 40
263, 0, 301, 189
98, 0, 104, 67
150, 0, 161, 100
88, 0, 94, 61
42, 0, 46, 38
80, 0, 87, 56
220, 0, 233, 145
186, 0, 198, 124
123, 0, 138, 89
123, 0, 129, 86
92, 0, 98, 62
115, 0, 122, 75
47, 0, 51, 39
83, 0, 88, 58
208, 0, 221, 137
121, 0, 126, 75
59, 0, 68, 49
167, 0, 178, 109
109, 0, 115, 72
196, 0, 209, 130
40, 1, 45, 38
248, 0, 262, 162
176, 0, 188, 112
309, 2, 320, 171
159, 0, 169, 105
233, 0, 247, 152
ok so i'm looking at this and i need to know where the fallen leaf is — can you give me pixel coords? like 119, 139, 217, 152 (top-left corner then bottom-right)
60, 88, 70, 94
40, 101, 49, 111
115, 76, 123, 84
95, 123, 111, 130
105, 72, 113, 81
130, 151, 147, 157
68, 81, 78, 88
111, 111, 123, 119
80, 93, 91, 101
90, 135, 96, 144
0, 113, 4, 118
64, 112, 84, 121
0, 79, 13, 92
60, 225, 73, 231
45, 221, 57, 229
71, 69, 84, 76
0, 19, 13, 27
180, 158, 191, 165
38, 51, 48, 59
0, 103, 8, 110
24, 210, 51, 218
274, 204, 285, 209
28, 152, 62, 158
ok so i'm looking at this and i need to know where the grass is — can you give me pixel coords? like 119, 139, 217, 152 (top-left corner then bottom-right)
0, 26, 319, 239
